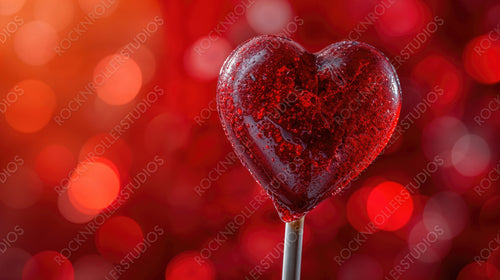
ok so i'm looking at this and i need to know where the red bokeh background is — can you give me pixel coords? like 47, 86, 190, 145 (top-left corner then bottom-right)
0, 0, 499, 279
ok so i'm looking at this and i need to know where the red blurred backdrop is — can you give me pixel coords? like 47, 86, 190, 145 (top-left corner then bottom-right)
0, 0, 499, 279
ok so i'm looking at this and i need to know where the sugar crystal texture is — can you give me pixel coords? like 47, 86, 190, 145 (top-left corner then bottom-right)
217, 35, 401, 222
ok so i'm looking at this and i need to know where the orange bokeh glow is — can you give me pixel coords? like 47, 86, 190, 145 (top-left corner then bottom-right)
13, 21, 58, 65
58, 190, 99, 224
94, 55, 143, 106
0, 0, 26, 15
33, 0, 75, 31
78, 133, 132, 177
68, 157, 120, 211
5, 80, 57, 133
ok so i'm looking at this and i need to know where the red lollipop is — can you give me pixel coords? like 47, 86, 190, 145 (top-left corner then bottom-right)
216, 35, 401, 279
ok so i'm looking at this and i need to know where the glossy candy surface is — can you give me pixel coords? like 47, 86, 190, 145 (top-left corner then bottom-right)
217, 35, 401, 222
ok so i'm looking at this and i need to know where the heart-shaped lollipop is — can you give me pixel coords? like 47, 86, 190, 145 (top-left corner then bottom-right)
217, 35, 401, 222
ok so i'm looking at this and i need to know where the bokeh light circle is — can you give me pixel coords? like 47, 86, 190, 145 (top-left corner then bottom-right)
423, 192, 468, 240
338, 254, 383, 280
96, 216, 144, 263
78, 133, 132, 179
375, 0, 430, 37
246, 0, 293, 34
68, 157, 120, 212
74, 255, 114, 280
185, 37, 232, 81
367, 181, 414, 231
132, 46, 157, 84
58, 189, 99, 224
13, 21, 58, 65
0, 248, 31, 280
488, 244, 500, 278
412, 55, 462, 109
346, 186, 377, 233
464, 35, 500, 84
5, 80, 57, 133
22, 251, 74, 280
33, 0, 75, 31
479, 196, 500, 233
407, 219, 452, 263
0, 0, 26, 15
451, 134, 491, 177
421, 116, 468, 166
457, 262, 498, 280
94, 55, 143, 106
165, 251, 216, 280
